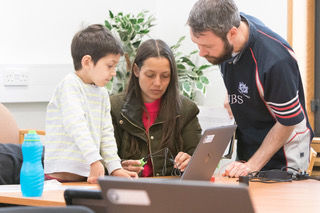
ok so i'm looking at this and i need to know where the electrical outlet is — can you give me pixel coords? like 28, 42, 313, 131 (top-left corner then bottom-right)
3, 68, 29, 86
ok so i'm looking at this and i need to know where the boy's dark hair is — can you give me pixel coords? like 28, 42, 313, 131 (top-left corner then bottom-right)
71, 24, 124, 71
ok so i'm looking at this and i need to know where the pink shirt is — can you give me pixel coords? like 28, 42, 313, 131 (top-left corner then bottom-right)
141, 98, 161, 177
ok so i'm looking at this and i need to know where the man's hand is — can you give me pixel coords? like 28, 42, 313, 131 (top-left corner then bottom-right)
223, 122, 295, 178
224, 95, 233, 119
222, 161, 252, 178
174, 152, 191, 172
87, 160, 105, 184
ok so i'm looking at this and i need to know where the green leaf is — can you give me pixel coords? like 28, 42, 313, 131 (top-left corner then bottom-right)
109, 10, 114, 19
178, 36, 185, 43
130, 32, 136, 41
190, 50, 199, 55
123, 16, 130, 24
132, 40, 141, 48
137, 18, 144, 23
115, 16, 121, 23
186, 70, 198, 78
195, 81, 203, 90
137, 12, 144, 18
120, 21, 126, 29
126, 25, 133, 34
182, 82, 191, 95
203, 87, 206, 94
196, 70, 203, 76
170, 44, 179, 51
177, 64, 186, 70
178, 77, 188, 82
134, 25, 141, 31
116, 70, 124, 79
104, 20, 112, 30
129, 19, 137, 24
181, 57, 196, 67
139, 29, 149, 34
119, 32, 128, 41
105, 81, 113, 91
175, 52, 182, 58
199, 64, 212, 70
118, 87, 123, 93
200, 76, 209, 84
183, 91, 191, 99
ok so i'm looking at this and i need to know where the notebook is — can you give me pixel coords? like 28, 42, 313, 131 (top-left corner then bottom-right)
98, 176, 255, 213
179, 124, 237, 181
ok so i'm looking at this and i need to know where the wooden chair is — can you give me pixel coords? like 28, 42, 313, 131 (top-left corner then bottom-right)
307, 147, 317, 175
309, 137, 320, 176
0, 103, 45, 144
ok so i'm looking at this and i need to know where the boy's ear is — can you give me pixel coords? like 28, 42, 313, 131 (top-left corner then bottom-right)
133, 64, 139, 77
81, 55, 92, 69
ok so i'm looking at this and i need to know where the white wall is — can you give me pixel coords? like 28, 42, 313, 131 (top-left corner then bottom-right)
0, 0, 287, 130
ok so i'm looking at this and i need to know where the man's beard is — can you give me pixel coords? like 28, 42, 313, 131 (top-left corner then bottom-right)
204, 39, 234, 65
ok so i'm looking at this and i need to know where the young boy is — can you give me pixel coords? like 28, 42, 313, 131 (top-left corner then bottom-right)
44, 24, 137, 183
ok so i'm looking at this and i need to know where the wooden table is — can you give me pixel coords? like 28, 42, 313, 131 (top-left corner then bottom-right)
0, 182, 96, 207
215, 177, 320, 213
0, 178, 320, 213
248, 179, 320, 213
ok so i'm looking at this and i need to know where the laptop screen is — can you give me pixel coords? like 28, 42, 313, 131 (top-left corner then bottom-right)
98, 176, 255, 213
181, 124, 237, 181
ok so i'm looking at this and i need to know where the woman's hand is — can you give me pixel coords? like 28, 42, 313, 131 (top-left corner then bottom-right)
174, 152, 191, 172
121, 159, 144, 174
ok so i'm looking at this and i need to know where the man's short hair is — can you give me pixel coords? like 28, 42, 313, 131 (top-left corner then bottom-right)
187, 0, 240, 39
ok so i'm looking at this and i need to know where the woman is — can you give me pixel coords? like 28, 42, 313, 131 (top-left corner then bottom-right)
110, 39, 202, 177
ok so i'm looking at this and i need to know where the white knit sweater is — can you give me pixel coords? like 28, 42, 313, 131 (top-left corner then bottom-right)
44, 73, 121, 176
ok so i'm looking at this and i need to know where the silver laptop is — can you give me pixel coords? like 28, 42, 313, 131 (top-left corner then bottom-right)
180, 124, 237, 181
98, 176, 255, 213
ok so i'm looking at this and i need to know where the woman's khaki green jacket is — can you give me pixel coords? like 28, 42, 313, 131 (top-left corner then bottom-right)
110, 93, 202, 177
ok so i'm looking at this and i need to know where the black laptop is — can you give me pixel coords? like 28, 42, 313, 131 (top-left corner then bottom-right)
64, 189, 105, 213
98, 176, 255, 213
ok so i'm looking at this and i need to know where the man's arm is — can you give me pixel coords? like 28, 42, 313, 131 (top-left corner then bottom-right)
223, 121, 295, 177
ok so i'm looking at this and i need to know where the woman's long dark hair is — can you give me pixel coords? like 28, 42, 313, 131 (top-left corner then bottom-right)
125, 39, 183, 156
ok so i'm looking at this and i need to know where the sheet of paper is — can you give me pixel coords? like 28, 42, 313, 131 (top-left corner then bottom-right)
0, 179, 95, 193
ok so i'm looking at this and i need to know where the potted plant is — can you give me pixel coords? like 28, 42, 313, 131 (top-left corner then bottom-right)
104, 10, 213, 101
104, 10, 155, 94
171, 36, 211, 100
